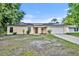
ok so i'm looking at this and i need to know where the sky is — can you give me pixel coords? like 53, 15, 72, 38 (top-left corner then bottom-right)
20, 3, 68, 23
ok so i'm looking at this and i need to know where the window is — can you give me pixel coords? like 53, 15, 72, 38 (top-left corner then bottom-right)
74, 28, 78, 31
10, 27, 13, 33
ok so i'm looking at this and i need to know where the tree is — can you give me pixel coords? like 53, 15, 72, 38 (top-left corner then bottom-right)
62, 15, 74, 25
67, 3, 79, 27
51, 18, 57, 23
0, 3, 25, 33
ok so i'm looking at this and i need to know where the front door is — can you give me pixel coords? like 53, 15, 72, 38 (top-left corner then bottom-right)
35, 27, 38, 34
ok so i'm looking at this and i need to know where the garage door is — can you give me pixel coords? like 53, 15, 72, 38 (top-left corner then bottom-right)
51, 27, 64, 34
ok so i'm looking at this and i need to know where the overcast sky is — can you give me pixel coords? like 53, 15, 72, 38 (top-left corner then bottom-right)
20, 3, 68, 23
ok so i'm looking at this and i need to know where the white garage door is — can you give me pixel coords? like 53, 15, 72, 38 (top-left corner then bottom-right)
51, 27, 64, 34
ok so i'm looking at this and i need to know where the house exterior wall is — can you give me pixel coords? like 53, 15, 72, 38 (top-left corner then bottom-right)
13, 26, 27, 34
68, 28, 75, 32
30, 26, 34, 34
7, 25, 48, 35
63, 26, 69, 33
7, 26, 28, 34
33, 27, 48, 34
63, 25, 79, 33
67, 25, 79, 33
47, 26, 65, 34
38, 27, 41, 34
37, 27, 47, 34
7, 25, 74, 35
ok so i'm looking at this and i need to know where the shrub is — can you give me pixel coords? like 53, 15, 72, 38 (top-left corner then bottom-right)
20, 51, 34, 56
48, 30, 51, 34
22, 29, 25, 34
40, 33, 46, 35
27, 30, 30, 34
13, 32, 17, 35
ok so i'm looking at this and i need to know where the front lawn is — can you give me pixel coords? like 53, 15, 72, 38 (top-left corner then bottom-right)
66, 32, 79, 37
45, 34, 79, 51
0, 34, 79, 56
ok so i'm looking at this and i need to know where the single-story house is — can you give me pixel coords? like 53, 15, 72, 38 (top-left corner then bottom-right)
7, 22, 79, 35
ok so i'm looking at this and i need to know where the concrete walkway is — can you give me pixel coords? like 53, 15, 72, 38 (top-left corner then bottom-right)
53, 34, 79, 45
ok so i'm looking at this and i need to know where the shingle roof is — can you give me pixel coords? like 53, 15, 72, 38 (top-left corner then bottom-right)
47, 23, 64, 26
8, 22, 65, 26
16, 22, 33, 26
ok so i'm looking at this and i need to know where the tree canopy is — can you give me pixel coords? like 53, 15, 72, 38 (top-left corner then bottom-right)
63, 3, 79, 27
51, 18, 58, 23
63, 15, 74, 25
0, 3, 25, 32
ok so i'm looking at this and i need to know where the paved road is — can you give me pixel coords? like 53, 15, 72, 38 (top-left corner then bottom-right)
53, 34, 79, 45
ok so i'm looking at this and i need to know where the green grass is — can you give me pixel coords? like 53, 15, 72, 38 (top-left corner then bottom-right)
0, 34, 79, 56
42, 34, 57, 41
45, 34, 79, 49
66, 32, 79, 37
20, 51, 34, 56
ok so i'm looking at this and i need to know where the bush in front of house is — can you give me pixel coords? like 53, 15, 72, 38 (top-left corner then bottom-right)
0, 27, 6, 35
48, 30, 51, 34
13, 32, 17, 35
22, 29, 25, 34
27, 30, 30, 34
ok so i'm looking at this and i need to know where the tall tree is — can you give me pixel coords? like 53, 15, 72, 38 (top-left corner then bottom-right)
68, 3, 79, 27
51, 18, 57, 23
0, 3, 25, 32
62, 15, 74, 25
